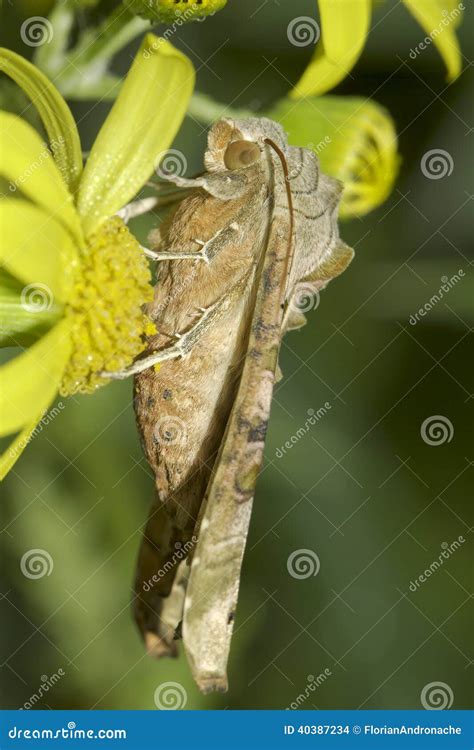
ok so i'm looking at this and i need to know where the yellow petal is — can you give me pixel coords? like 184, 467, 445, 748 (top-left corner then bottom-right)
77, 34, 195, 237
0, 199, 78, 302
403, 0, 463, 80
0, 112, 82, 243
291, 0, 371, 98
0, 319, 71, 438
0, 47, 83, 193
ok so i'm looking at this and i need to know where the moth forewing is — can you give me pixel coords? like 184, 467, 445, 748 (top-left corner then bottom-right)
182, 213, 291, 692
132, 120, 273, 658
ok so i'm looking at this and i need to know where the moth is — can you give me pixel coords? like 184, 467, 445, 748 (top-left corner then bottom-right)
112, 117, 353, 692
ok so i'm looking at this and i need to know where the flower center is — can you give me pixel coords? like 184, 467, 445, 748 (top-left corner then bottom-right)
60, 217, 154, 396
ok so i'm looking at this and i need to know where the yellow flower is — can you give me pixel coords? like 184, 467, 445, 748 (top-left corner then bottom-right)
124, 0, 227, 23
270, 95, 399, 218
0, 35, 195, 478
292, 0, 464, 98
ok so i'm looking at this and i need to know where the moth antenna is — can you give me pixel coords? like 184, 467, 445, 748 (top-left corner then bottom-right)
263, 138, 295, 298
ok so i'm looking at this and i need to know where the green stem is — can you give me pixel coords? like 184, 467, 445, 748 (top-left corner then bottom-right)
34, 5, 149, 100
187, 92, 253, 124
70, 8, 149, 68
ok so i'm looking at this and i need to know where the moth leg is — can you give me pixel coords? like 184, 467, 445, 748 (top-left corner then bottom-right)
103, 341, 183, 380
161, 171, 248, 200
143, 245, 209, 264
160, 174, 206, 190
103, 289, 232, 380
146, 222, 239, 264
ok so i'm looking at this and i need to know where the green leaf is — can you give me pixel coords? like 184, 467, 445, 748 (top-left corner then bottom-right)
0, 269, 62, 348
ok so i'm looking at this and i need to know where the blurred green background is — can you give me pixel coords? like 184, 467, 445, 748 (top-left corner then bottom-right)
1, 0, 472, 711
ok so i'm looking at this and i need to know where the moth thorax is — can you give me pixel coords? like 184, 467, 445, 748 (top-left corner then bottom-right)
224, 140, 260, 170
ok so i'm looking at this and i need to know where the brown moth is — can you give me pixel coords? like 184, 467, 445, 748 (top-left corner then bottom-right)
111, 117, 353, 692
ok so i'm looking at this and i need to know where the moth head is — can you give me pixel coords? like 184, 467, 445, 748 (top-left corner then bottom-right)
205, 117, 288, 174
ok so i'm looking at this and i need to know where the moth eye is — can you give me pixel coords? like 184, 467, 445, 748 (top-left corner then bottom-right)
224, 140, 260, 170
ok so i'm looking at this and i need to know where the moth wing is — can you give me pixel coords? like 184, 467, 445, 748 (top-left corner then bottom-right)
133, 178, 269, 658
182, 214, 291, 693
